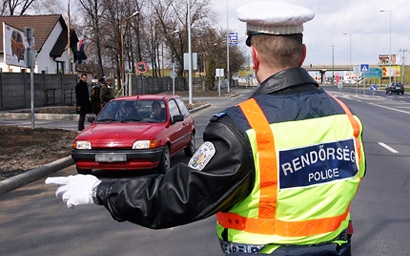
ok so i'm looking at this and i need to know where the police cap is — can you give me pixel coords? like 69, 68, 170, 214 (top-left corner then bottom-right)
236, 1, 315, 46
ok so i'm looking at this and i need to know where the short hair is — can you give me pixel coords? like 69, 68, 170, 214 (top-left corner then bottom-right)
251, 34, 303, 69
152, 101, 161, 108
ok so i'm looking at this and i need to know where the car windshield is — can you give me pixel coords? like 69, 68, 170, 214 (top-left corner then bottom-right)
95, 99, 167, 123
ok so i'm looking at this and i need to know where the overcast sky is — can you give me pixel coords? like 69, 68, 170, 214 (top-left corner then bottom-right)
210, 0, 410, 66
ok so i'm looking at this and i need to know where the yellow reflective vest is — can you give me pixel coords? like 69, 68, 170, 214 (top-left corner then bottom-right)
216, 92, 365, 252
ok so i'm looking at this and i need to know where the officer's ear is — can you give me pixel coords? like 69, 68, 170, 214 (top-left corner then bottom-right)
251, 46, 259, 70
299, 44, 306, 67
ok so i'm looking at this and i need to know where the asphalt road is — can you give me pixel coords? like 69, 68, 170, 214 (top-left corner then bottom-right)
2, 86, 410, 255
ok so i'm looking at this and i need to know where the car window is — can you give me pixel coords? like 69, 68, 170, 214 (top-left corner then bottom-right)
175, 98, 190, 117
132, 100, 166, 122
168, 100, 181, 119
96, 101, 121, 121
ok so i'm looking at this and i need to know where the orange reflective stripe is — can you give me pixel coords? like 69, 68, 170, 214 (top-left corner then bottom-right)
217, 205, 350, 236
329, 94, 362, 162
217, 97, 354, 237
239, 99, 277, 218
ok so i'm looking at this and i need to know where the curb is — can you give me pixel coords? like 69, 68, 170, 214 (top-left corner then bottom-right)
190, 103, 211, 113
0, 156, 74, 196
0, 112, 94, 121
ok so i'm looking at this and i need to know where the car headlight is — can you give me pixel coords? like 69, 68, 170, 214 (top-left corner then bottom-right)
132, 140, 151, 149
132, 140, 158, 149
74, 140, 91, 149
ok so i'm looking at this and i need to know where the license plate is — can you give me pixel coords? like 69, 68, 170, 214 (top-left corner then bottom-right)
395, 87, 401, 89
95, 154, 127, 162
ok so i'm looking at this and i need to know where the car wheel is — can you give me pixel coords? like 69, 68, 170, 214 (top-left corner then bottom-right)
184, 134, 196, 157
158, 145, 170, 173
76, 166, 92, 175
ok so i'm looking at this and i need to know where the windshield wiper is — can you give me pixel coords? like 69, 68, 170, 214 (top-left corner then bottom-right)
96, 118, 118, 122
121, 118, 141, 122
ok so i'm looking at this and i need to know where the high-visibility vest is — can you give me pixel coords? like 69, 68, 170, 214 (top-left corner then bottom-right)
217, 93, 365, 247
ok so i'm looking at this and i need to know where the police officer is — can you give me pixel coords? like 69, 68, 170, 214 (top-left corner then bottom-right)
46, 2, 365, 255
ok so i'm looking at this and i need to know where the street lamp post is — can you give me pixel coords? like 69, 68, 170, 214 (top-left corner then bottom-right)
399, 49, 408, 84
343, 32, 352, 81
343, 33, 352, 67
170, 29, 180, 95
121, 10, 139, 96
331, 45, 335, 85
380, 9, 392, 83
187, 0, 193, 104
226, 0, 230, 93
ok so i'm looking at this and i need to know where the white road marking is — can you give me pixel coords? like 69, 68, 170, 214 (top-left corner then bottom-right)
378, 142, 399, 154
368, 102, 410, 115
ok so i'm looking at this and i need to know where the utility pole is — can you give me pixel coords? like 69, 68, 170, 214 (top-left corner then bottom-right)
399, 49, 408, 84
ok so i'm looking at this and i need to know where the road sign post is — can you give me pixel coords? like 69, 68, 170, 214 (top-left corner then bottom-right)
370, 84, 378, 96
360, 64, 369, 95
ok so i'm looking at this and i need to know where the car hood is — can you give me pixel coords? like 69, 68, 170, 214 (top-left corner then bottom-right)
75, 122, 165, 148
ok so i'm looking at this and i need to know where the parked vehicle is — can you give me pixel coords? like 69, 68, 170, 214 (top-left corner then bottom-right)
71, 94, 196, 174
385, 82, 404, 94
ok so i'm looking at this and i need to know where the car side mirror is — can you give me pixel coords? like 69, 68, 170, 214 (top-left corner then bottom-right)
172, 114, 184, 124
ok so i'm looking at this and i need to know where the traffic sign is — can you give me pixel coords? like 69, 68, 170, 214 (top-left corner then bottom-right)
229, 32, 238, 45
370, 84, 377, 91
136, 61, 148, 74
360, 64, 369, 73
367, 67, 382, 78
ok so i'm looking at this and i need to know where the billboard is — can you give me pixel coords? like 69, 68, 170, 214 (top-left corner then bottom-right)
3, 22, 29, 67
379, 54, 397, 65
381, 65, 401, 78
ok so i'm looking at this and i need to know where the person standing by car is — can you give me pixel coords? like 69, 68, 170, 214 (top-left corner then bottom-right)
46, 2, 366, 255
75, 73, 91, 131
100, 76, 115, 107
90, 78, 103, 115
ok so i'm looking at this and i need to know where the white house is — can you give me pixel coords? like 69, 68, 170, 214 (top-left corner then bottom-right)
0, 14, 79, 74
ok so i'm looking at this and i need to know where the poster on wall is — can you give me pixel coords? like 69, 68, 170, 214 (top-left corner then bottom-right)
2, 22, 30, 67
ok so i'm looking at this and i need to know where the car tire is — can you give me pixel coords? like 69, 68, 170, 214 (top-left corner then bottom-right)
76, 166, 92, 175
184, 134, 196, 157
158, 145, 170, 173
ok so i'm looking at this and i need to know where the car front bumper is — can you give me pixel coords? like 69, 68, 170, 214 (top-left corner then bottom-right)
71, 147, 164, 170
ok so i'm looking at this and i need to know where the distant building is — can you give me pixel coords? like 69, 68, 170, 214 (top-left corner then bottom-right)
0, 14, 78, 74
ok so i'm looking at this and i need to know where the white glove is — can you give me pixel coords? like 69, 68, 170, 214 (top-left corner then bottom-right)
45, 175, 102, 209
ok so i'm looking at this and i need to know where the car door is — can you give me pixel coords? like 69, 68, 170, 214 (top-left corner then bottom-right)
175, 97, 194, 150
167, 99, 188, 155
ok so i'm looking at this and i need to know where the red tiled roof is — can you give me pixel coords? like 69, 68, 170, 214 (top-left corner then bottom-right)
0, 14, 67, 53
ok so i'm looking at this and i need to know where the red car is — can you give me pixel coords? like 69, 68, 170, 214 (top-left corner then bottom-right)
71, 94, 196, 174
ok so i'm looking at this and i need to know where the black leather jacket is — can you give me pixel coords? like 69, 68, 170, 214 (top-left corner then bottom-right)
95, 67, 319, 229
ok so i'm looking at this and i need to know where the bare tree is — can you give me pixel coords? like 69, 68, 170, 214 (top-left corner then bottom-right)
0, 0, 35, 15
77, 0, 111, 78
